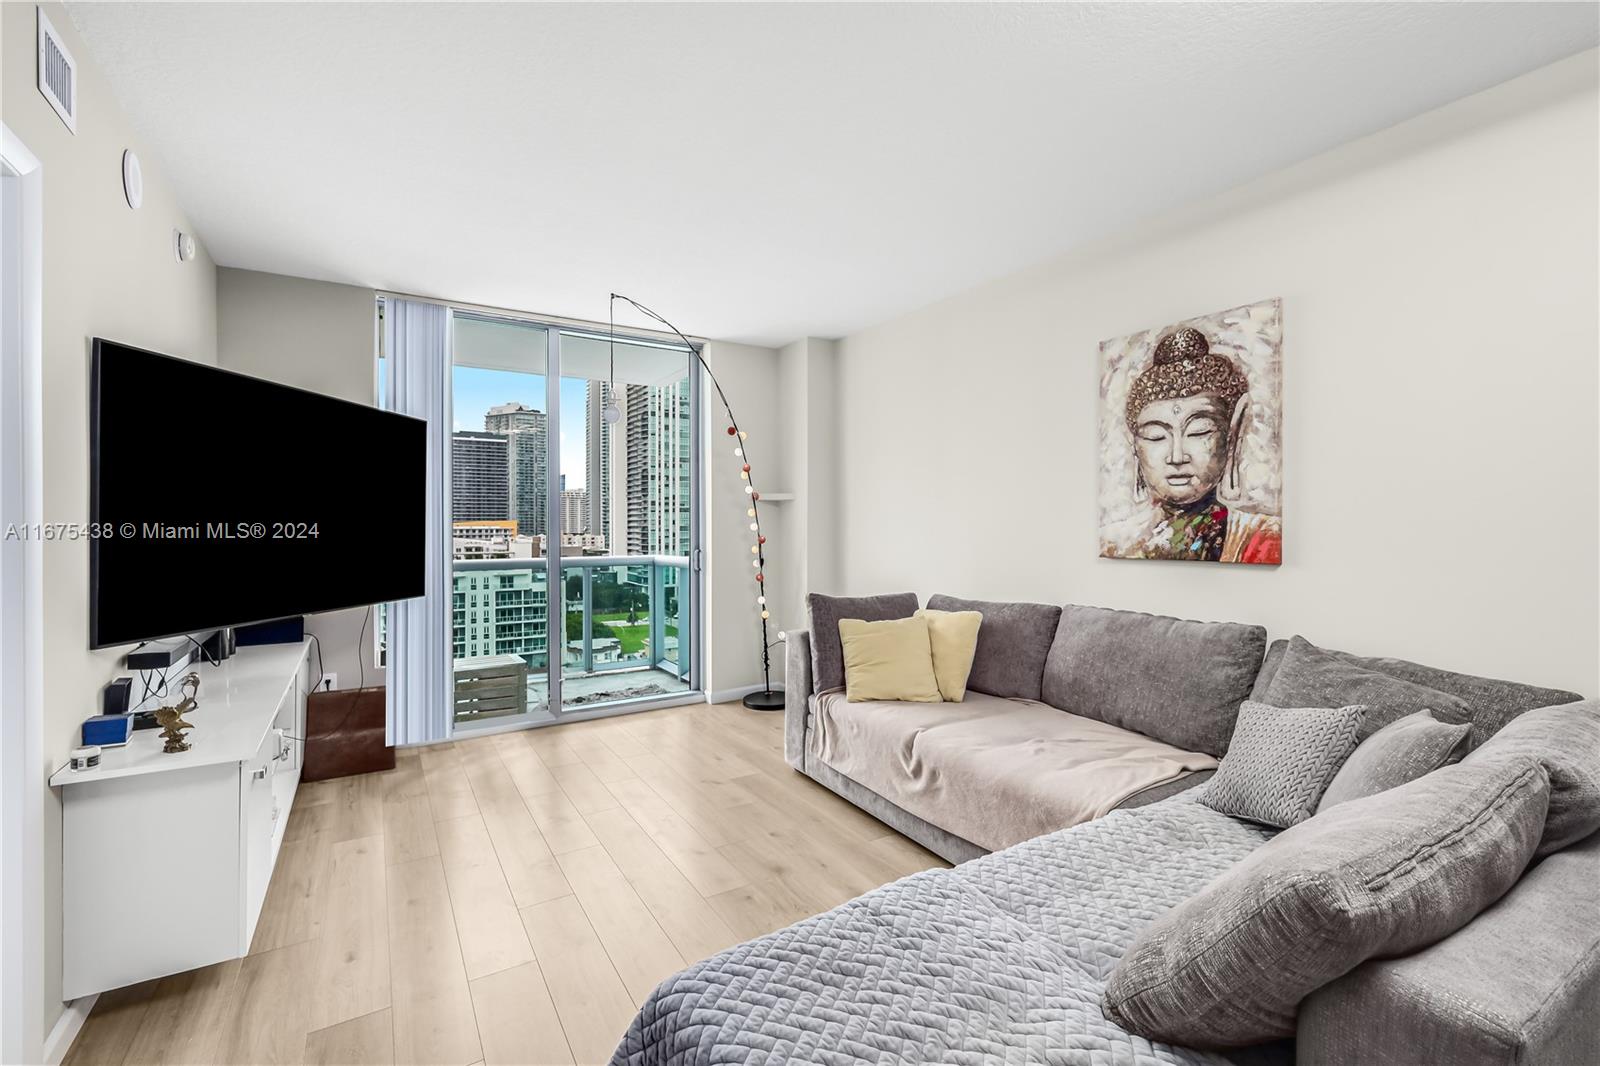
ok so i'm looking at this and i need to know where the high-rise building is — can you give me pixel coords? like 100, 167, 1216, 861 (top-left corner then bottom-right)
451, 431, 509, 521
585, 381, 613, 549
484, 403, 547, 537
625, 380, 690, 556
452, 567, 547, 663
561, 490, 589, 535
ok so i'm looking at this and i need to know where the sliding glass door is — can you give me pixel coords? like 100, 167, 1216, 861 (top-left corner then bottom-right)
555, 333, 695, 714
443, 309, 699, 730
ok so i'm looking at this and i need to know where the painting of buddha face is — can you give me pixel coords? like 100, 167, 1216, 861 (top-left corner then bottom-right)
1098, 299, 1282, 565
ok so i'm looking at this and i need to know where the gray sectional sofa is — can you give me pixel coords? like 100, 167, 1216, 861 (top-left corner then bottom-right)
786, 599, 1278, 862
612, 596, 1599, 1066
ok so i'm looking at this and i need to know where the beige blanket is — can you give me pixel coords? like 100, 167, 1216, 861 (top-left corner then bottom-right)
811, 690, 1217, 852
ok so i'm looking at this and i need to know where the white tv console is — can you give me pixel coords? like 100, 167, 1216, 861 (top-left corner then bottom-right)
50, 639, 313, 1000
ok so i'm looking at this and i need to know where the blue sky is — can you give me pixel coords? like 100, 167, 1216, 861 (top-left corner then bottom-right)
452, 367, 591, 491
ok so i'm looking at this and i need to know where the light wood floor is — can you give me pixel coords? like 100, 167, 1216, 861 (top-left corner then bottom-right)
63, 701, 949, 1066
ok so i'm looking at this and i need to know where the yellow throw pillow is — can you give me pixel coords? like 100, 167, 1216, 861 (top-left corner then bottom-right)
917, 608, 983, 701
838, 616, 942, 703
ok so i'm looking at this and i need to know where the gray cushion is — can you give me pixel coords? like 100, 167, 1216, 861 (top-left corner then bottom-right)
1254, 637, 1582, 747
1263, 636, 1473, 741
1464, 699, 1600, 857
1298, 830, 1600, 1066
805, 592, 918, 692
1201, 700, 1366, 828
1317, 710, 1471, 813
924, 595, 1060, 701
1104, 758, 1551, 1047
1248, 639, 1288, 703
1041, 604, 1265, 756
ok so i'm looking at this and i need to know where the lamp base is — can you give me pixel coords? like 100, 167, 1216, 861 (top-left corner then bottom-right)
741, 689, 786, 712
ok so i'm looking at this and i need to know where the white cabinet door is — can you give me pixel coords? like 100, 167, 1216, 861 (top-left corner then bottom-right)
269, 679, 299, 859
61, 763, 242, 999
241, 731, 277, 949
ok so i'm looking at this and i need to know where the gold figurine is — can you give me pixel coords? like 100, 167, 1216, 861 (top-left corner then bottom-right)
155, 672, 201, 753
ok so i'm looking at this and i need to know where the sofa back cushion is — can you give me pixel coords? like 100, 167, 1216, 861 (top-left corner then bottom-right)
1463, 699, 1600, 857
1103, 758, 1551, 1048
806, 592, 919, 692
925, 595, 1060, 701
1262, 637, 1473, 742
1253, 637, 1582, 747
1041, 605, 1266, 757
1316, 710, 1471, 813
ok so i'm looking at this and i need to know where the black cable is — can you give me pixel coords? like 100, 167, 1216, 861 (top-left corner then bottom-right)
291, 607, 373, 746
308, 633, 327, 691
184, 634, 221, 668
136, 666, 168, 712
356, 606, 369, 693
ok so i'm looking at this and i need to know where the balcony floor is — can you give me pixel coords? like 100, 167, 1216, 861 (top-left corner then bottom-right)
557, 665, 693, 709
455, 664, 692, 728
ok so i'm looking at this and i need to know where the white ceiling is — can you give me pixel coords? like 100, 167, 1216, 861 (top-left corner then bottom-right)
68, 2, 1596, 347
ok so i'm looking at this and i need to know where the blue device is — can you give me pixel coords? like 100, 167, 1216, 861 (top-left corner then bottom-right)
82, 715, 133, 748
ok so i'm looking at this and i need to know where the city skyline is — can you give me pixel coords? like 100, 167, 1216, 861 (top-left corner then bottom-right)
452, 366, 590, 492
450, 373, 688, 558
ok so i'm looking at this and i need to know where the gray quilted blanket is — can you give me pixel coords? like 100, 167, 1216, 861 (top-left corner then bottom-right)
613, 794, 1282, 1066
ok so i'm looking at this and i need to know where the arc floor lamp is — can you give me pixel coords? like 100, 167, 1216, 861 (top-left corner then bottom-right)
608, 294, 785, 711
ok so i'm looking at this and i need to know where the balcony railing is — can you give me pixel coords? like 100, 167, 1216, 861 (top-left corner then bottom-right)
450, 554, 691, 725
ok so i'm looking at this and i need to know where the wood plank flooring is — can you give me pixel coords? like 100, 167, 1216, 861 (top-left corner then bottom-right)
63, 701, 949, 1066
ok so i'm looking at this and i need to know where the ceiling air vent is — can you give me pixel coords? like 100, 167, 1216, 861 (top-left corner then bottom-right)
37, 7, 77, 134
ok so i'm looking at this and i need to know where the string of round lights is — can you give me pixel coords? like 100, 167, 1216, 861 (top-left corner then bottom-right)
609, 294, 785, 711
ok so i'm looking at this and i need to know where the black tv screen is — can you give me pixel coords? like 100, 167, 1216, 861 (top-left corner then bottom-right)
90, 339, 426, 649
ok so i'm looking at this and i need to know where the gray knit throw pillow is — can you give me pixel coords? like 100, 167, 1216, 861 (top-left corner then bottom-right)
1201, 700, 1366, 828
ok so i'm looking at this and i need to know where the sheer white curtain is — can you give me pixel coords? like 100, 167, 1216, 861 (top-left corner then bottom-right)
383, 298, 453, 746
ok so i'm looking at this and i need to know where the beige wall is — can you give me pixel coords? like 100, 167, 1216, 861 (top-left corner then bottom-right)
776, 337, 840, 635
700, 340, 789, 699
834, 52, 1600, 696
217, 268, 375, 403
3, 1, 219, 1036
216, 268, 380, 692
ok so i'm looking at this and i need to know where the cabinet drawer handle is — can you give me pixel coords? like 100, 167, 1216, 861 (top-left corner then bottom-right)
252, 767, 268, 781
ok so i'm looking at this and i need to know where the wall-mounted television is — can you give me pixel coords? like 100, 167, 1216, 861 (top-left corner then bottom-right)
90, 339, 427, 649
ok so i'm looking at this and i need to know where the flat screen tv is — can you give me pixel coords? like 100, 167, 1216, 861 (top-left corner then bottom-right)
90, 339, 427, 649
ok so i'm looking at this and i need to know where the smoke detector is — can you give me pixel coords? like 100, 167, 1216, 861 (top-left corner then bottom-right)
122, 150, 143, 209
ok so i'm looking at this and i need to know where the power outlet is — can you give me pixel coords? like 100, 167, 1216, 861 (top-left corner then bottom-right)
321, 673, 338, 692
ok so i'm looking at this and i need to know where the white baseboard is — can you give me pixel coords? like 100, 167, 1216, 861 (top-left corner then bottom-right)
707, 682, 783, 705
43, 995, 96, 1066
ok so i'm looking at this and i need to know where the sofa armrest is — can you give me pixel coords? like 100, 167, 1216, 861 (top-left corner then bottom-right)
1297, 831, 1600, 1066
783, 629, 813, 771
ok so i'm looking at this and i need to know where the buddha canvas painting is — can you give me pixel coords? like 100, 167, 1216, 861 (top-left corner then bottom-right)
1098, 298, 1283, 565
